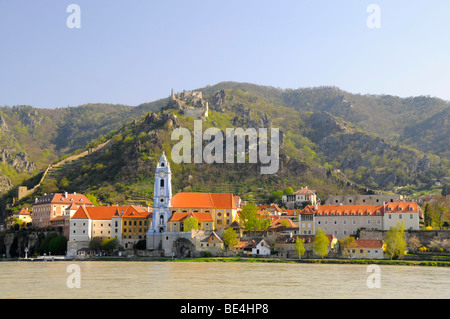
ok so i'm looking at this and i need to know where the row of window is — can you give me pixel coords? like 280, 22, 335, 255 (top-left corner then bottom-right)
317, 219, 382, 226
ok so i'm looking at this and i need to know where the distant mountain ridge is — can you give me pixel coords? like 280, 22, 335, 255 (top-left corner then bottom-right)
1, 82, 448, 217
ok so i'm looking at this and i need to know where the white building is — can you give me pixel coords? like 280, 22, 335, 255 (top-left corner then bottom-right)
282, 187, 318, 209
251, 239, 271, 256
342, 240, 385, 259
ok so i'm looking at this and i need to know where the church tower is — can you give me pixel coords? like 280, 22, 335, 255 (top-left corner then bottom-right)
150, 152, 172, 233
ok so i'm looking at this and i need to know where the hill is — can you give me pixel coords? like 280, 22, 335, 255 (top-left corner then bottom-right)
1, 82, 449, 218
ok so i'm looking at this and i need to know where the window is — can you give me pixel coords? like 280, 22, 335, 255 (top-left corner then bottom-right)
388, 214, 392, 219
368, 220, 371, 224
399, 214, 402, 219
160, 179, 164, 187
410, 214, 413, 219
333, 220, 337, 225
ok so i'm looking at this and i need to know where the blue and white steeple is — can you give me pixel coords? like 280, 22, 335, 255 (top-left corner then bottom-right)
150, 152, 172, 233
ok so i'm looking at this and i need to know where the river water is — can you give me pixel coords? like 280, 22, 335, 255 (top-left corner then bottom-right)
0, 261, 448, 299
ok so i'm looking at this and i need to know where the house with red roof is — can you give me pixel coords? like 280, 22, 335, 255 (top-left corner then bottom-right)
66, 205, 150, 256
282, 186, 318, 209
299, 202, 421, 239
32, 192, 94, 228
342, 240, 385, 259
169, 192, 239, 230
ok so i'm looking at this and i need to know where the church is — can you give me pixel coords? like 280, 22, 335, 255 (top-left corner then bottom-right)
146, 152, 239, 254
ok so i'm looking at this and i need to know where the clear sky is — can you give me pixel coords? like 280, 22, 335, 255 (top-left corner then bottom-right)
0, 0, 449, 108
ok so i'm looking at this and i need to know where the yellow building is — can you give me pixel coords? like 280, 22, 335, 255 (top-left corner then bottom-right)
168, 192, 238, 230
111, 206, 152, 249
167, 212, 214, 232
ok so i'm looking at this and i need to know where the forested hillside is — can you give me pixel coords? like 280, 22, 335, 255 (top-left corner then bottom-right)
1, 82, 449, 218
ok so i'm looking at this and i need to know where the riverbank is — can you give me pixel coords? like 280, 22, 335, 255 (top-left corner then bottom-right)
4, 255, 450, 267
75, 256, 450, 267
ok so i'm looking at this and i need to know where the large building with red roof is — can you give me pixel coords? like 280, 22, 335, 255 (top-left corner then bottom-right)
299, 202, 421, 239
32, 192, 94, 228
168, 192, 238, 231
67, 205, 151, 256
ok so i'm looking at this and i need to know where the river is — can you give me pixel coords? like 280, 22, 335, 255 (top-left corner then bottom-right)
0, 261, 448, 299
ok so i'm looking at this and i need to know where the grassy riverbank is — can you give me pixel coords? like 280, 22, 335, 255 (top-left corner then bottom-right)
5, 256, 449, 267
172, 257, 450, 267
84, 256, 450, 267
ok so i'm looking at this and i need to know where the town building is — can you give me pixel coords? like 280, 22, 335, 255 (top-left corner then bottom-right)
170, 192, 238, 230
282, 187, 318, 209
274, 234, 337, 258
195, 231, 224, 255
299, 202, 421, 239
32, 192, 94, 228
325, 194, 404, 206
341, 240, 385, 259
13, 208, 32, 225
66, 205, 149, 257
146, 153, 238, 256
111, 205, 152, 249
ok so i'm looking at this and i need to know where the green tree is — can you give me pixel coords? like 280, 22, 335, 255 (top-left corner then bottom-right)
101, 237, 119, 252
39, 232, 59, 255
423, 200, 446, 230
89, 237, 103, 252
48, 236, 67, 255
239, 203, 259, 231
271, 190, 283, 204
86, 193, 99, 206
59, 177, 70, 189
313, 228, 329, 259
12, 217, 24, 230
279, 219, 290, 227
295, 236, 306, 259
385, 222, 407, 260
183, 217, 199, 231
339, 235, 357, 258
223, 228, 239, 250
283, 187, 294, 195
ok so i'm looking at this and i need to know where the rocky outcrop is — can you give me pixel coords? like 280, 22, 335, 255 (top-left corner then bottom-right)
0, 149, 35, 173
0, 174, 13, 194
0, 115, 7, 131
1, 229, 61, 258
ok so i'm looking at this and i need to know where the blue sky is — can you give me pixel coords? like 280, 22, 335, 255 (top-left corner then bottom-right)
0, 1, 449, 108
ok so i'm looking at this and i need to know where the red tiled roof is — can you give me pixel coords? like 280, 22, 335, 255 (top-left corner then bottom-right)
384, 202, 419, 213
18, 208, 31, 215
258, 204, 283, 212
121, 206, 152, 218
354, 240, 383, 249
169, 212, 213, 222
300, 202, 419, 216
294, 187, 316, 195
72, 206, 129, 220
35, 193, 93, 206
270, 217, 297, 228
170, 192, 237, 209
